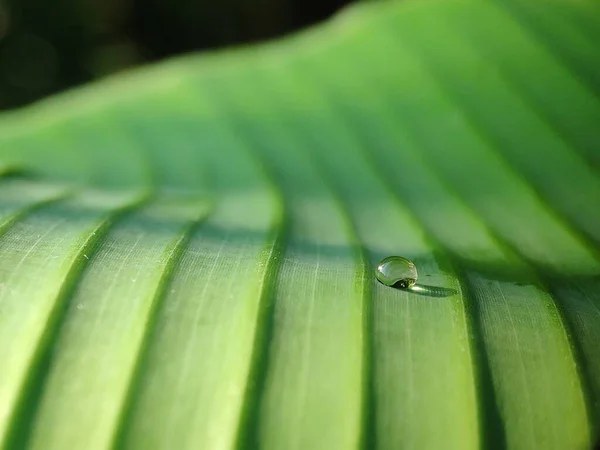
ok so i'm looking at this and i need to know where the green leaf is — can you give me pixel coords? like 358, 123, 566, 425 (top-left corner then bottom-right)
0, 0, 599, 449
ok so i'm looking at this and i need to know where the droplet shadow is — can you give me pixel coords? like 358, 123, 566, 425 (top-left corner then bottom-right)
393, 283, 458, 298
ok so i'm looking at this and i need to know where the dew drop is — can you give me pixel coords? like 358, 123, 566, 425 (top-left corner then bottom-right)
375, 256, 418, 288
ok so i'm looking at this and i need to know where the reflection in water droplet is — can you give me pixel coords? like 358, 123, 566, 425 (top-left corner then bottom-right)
375, 256, 418, 288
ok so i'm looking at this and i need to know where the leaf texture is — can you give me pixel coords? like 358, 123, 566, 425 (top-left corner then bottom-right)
0, 0, 599, 449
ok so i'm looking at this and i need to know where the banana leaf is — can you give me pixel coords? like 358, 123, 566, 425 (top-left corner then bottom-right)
0, 0, 599, 449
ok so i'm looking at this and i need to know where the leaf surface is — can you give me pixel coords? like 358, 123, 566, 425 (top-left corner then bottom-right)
0, 0, 599, 449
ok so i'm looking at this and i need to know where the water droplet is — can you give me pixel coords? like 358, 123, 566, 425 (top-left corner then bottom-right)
375, 256, 417, 288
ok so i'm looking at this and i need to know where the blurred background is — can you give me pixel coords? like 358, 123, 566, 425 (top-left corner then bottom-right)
0, 0, 352, 110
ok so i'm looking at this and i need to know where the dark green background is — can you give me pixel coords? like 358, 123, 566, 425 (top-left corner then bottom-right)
0, 0, 351, 110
